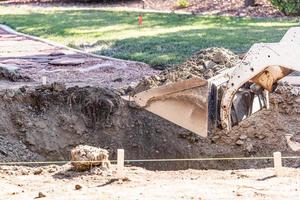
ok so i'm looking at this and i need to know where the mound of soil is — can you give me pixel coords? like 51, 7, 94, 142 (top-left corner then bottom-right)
0, 66, 30, 82
133, 47, 240, 94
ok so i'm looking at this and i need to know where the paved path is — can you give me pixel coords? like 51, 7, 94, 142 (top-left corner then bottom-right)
0, 26, 156, 90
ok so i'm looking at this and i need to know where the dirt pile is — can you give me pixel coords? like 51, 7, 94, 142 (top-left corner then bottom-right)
71, 145, 110, 171
211, 82, 300, 157
0, 65, 30, 82
133, 47, 240, 94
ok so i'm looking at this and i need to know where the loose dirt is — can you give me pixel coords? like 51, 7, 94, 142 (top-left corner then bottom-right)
0, 26, 299, 172
133, 47, 240, 94
0, 165, 299, 199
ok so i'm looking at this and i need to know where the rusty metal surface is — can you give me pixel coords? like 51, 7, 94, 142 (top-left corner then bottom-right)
251, 66, 291, 91
133, 78, 209, 137
221, 27, 300, 130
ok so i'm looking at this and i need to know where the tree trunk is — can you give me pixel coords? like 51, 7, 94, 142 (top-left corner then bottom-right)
244, 0, 255, 7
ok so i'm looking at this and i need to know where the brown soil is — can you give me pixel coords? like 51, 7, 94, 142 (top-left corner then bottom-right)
133, 47, 240, 94
1, 76, 300, 171
0, 27, 299, 171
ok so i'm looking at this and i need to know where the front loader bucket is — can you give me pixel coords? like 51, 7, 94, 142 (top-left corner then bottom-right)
133, 78, 209, 137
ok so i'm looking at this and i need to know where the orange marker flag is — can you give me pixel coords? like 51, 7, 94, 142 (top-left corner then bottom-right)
138, 15, 143, 26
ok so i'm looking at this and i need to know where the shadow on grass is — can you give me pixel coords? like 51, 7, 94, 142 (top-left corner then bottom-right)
0, 8, 297, 67
92, 25, 291, 68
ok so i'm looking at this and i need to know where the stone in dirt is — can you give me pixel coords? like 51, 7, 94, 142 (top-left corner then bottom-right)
75, 184, 82, 190
70, 145, 111, 171
0, 65, 30, 82
33, 168, 43, 175
49, 51, 66, 57
35, 192, 46, 198
49, 58, 85, 66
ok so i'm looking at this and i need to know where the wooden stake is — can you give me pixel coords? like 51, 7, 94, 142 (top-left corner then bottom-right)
273, 152, 283, 176
265, 90, 270, 110
117, 149, 124, 176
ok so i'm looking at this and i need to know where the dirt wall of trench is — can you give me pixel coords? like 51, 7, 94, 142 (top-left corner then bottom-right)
0, 82, 299, 170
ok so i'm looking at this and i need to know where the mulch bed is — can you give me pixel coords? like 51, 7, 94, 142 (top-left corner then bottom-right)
1, 0, 284, 18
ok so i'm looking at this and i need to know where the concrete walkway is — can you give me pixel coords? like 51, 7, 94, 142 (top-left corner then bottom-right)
0, 25, 157, 89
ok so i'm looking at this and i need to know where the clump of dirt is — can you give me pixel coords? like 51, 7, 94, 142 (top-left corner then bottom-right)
133, 47, 239, 94
0, 66, 30, 82
71, 145, 110, 171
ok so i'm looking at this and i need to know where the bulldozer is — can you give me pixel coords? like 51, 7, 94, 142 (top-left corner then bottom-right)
132, 27, 300, 137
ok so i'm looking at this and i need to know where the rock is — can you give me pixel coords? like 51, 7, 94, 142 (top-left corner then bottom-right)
204, 60, 217, 69
235, 140, 244, 146
113, 77, 123, 82
70, 145, 110, 171
254, 133, 266, 140
212, 51, 229, 64
291, 87, 300, 96
203, 69, 214, 79
153, 75, 161, 81
52, 83, 66, 92
36, 192, 46, 198
33, 168, 43, 175
239, 134, 247, 140
285, 134, 300, 151
240, 122, 251, 128
48, 168, 56, 173
21, 170, 29, 175
49, 58, 85, 66
211, 135, 220, 143
245, 143, 254, 153
0, 65, 30, 82
75, 184, 82, 190
19, 87, 26, 93
5, 90, 15, 98
49, 51, 66, 56
0, 64, 19, 73
295, 96, 300, 104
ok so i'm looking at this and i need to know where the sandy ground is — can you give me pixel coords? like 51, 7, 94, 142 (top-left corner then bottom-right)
0, 165, 299, 200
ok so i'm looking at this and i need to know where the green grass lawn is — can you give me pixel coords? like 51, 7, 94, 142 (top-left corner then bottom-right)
0, 6, 298, 68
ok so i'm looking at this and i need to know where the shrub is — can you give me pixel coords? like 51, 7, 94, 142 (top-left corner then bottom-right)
269, 0, 300, 16
176, 0, 190, 8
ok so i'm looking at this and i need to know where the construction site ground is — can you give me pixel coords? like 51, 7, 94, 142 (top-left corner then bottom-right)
0, 165, 300, 200
0, 26, 300, 199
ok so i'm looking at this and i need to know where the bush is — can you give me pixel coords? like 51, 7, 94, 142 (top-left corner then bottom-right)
269, 0, 300, 16
176, 0, 190, 8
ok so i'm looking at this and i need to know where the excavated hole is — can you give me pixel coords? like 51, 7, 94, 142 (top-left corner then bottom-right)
0, 82, 299, 171
0, 47, 299, 170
